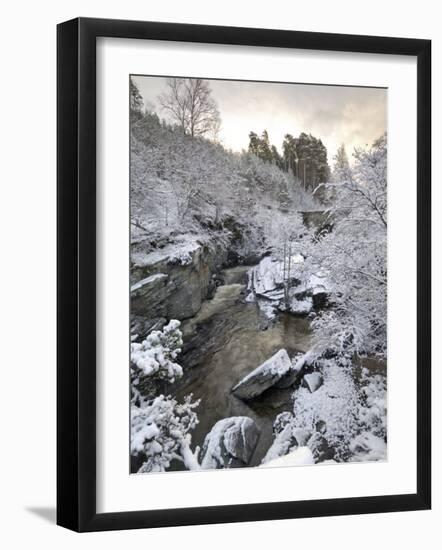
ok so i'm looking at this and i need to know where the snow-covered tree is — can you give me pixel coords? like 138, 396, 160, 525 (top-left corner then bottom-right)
131, 319, 184, 390
159, 78, 221, 139
130, 109, 318, 257
130, 77, 144, 115
131, 394, 201, 473
332, 143, 350, 181
130, 320, 201, 473
308, 134, 387, 358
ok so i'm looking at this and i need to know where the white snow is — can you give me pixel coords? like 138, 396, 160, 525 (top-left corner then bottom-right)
132, 236, 202, 268
131, 320, 183, 383
261, 423, 293, 464
291, 358, 386, 461
260, 446, 314, 468
288, 296, 313, 314
247, 255, 320, 318
131, 394, 200, 473
232, 349, 292, 389
131, 272, 168, 292
302, 372, 323, 393
262, 358, 386, 465
291, 360, 361, 458
130, 419, 160, 454
248, 254, 304, 297
308, 271, 330, 294
349, 432, 387, 462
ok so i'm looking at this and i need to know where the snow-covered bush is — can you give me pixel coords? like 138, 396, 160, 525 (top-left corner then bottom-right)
131, 320, 184, 399
131, 394, 200, 473
130, 320, 202, 473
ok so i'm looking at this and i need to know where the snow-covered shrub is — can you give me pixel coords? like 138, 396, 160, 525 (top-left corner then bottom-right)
131, 320, 184, 400
131, 394, 200, 473
130, 320, 202, 473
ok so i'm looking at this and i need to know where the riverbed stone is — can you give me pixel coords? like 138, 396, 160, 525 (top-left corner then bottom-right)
232, 349, 292, 400
200, 417, 261, 469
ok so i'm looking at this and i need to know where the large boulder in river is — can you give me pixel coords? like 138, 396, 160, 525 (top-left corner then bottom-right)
200, 417, 260, 469
274, 352, 307, 389
232, 349, 292, 400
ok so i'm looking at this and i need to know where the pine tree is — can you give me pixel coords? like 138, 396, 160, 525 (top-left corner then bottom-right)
258, 130, 273, 162
130, 77, 144, 116
333, 143, 350, 180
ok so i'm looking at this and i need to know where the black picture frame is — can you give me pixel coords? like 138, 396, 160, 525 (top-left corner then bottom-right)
57, 17, 431, 532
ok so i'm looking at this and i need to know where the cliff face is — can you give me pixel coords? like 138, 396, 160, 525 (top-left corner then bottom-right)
131, 237, 228, 326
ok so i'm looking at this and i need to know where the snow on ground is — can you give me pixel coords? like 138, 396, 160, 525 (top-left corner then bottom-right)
260, 446, 314, 468
349, 432, 387, 462
261, 422, 294, 464
294, 360, 386, 461
262, 358, 387, 464
291, 360, 359, 459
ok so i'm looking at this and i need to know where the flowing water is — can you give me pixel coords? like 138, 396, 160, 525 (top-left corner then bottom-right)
172, 265, 313, 466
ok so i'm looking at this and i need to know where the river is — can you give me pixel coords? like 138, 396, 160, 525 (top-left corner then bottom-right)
171, 265, 313, 467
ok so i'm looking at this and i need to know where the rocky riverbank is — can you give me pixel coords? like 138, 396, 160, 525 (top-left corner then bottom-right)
131, 234, 386, 472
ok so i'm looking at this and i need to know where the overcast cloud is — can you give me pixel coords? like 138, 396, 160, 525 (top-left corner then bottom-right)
132, 75, 387, 162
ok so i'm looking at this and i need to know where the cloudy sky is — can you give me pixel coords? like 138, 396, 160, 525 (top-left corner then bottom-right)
132, 75, 387, 162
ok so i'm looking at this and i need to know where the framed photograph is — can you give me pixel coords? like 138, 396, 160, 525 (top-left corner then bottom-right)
57, 17, 431, 532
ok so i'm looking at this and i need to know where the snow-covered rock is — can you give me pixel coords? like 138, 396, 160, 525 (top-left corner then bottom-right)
232, 349, 293, 400
248, 256, 283, 296
274, 353, 306, 388
131, 272, 168, 293
200, 417, 260, 469
307, 431, 335, 462
349, 432, 387, 462
302, 372, 323, 393
246, 255, 328, 318
292, 428, 312, 447
131, 236, 202, 269
290, 358, 386, 462
262, 412, 312, 465
131, 236, 228, 320
248, 255, 303, 298
260, 446, 314, 468
285, 296, 313, 315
